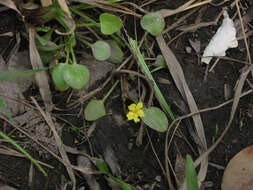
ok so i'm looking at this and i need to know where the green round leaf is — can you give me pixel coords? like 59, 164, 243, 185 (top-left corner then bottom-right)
84, 99, 106, 121
63, 64, 90, 90
142, 107, 168, 132
140, 12, 165, 36
52, 63, 70, 91
100, 13, 122, 35
92, 41, 111, 61
107, 40, 124, 64
154, 54, 166, 67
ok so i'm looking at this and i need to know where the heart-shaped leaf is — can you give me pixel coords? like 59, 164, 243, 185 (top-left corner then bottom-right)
100, 13, 122, 35
107, 40, 124, 64
142, 107, 168, 132
62, 64, 90, 89
84, 99, 106, 121
92, 41, 111, 61
52, 63, 70, 91
140, 12, 165, 36
154, 54, 166, 67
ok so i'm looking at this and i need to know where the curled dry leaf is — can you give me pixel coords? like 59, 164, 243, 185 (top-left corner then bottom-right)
29, 27, 53, 111
0, 0, 23, 17
222, 145, 253, 190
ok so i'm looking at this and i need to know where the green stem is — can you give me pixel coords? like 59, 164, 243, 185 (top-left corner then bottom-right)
87, 26, 101, 40
77, 37, 92, 47
70, 46, 77, 65
102, 81, 119, 102
76, 23, 98, 28
150, 66, 165, 73
65, 47, 70, 64
69, 7, 100, 27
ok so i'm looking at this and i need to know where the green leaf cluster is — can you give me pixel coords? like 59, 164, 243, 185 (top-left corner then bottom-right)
52, 63, 90, 91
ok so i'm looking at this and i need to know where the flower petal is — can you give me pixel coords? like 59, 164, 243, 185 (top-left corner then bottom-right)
127, 112, 134, 120
133, 117, 140, 123
136, 102, 143, 109
128, 103, 137, 111
137, 110, 145, 117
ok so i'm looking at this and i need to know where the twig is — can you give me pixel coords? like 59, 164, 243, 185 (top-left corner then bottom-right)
31, 97, 76, 190
235, 0, 252, 77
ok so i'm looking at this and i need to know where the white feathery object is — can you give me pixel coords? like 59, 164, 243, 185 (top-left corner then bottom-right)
201, 11, 238, 64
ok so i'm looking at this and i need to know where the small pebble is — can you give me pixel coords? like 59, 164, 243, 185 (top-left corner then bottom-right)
155, 175, 161, 182
185, 46, 192, 54
128, 142, 133, 150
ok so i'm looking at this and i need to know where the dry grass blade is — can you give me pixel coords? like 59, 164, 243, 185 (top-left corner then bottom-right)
31, 97, 76, 190
156, 35, 208, 185
235, 0, 252, 77
159, 0, 195, 17
0, 146, 54, 169
40, 0, 52, 7
58, 0, 71, 18
28, 27, 53, 111
70, 0, 142, 17
0, 0, 23, 17
159, 0, 211, 18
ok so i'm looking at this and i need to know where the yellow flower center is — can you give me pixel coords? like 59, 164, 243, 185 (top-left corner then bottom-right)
126, 102, 145, 123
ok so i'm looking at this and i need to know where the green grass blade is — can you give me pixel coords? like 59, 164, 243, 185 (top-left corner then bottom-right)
186, 155, 199, 190
129, 38, 175, 120
0, 130, 47, 176
0, 98, 14, 123
0, 97, 47, 176
109, 175, 133, 190
96, 158, 133, 190
0, 67, 48, 81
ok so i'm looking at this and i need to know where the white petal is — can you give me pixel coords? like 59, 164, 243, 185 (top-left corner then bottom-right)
201, 11, 238, 64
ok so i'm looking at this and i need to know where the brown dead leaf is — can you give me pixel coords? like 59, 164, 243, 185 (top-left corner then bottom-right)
28, 27, 53, 111
0, 0, 23, 17
156, 35, 208, 186
222, 145, 253, 190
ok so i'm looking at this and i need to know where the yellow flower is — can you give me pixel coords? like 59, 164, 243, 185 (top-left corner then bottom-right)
126, 102, 145, 123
